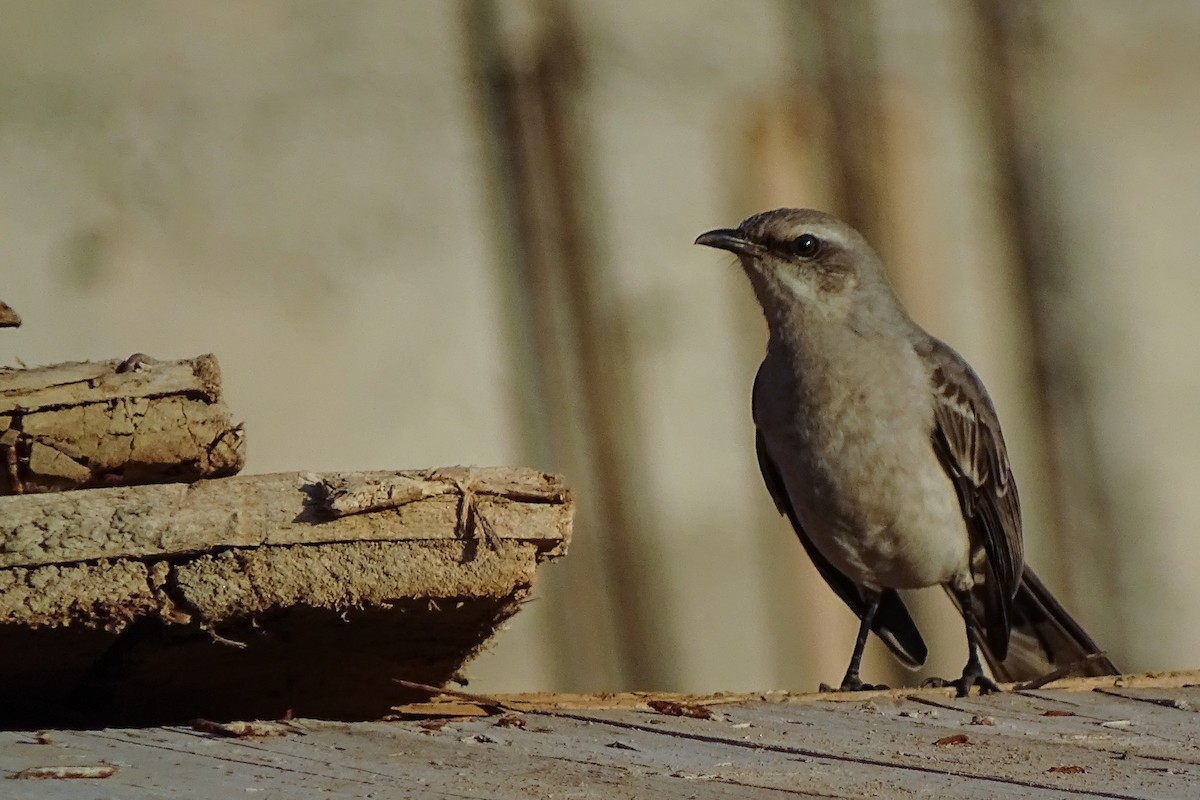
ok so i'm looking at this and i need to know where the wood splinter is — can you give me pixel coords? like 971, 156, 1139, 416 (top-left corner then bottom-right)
0, 300, 20, 328
14, 764, 118, 780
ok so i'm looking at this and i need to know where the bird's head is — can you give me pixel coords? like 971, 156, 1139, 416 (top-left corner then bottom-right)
695, 208, 900, 331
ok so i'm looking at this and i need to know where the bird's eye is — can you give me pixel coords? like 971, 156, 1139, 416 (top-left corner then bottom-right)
793, 234, 821, 258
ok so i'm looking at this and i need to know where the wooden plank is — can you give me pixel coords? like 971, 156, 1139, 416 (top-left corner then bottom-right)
0, 467, 571, 630
0, 355, 244, 494
0, 717, 1062, 799
699, 698, 1193, 797
0, 467, 572, 726
3, 679, 1198, 798
0, 466, 570, 569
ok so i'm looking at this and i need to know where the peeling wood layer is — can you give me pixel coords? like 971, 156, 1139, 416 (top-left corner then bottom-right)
0, 466, 572, 569
0, 355, 245, 494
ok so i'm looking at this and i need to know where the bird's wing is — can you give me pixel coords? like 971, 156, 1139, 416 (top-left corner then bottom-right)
753, 378, 927, 668
920, 336, 1023, 659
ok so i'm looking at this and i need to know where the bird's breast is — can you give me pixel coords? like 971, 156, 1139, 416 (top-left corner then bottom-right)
755, 342, 972, 590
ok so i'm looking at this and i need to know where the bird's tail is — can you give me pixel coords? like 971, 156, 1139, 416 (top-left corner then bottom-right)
981, 566, 1119, 683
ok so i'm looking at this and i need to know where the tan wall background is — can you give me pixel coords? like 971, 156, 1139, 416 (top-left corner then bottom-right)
2, 0, 1198, 692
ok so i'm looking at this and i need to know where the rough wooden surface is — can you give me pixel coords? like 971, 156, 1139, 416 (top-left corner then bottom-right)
0, 354, 245, 494
1, 672, 1196, 799
0, 467, 572, 725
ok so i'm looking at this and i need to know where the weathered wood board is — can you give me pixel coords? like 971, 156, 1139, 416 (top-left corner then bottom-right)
0, 467, 572, 726
0, 354, 245, 494
0, 673, 1196, 799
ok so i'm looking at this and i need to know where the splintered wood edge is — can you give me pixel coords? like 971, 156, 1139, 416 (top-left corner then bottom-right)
390, 669, 1200, 714
0, 354, 223, 414
0, 467, 573, 568
313, 467, 570, 517
0, 300, 19, 328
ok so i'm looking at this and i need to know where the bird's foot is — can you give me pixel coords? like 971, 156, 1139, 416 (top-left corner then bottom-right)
922, 670, 1001, 698
820, 676, 889, 693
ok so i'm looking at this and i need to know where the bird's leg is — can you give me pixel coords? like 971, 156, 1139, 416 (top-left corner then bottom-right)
949, 588, 1000, 697
821, 591, 888, 692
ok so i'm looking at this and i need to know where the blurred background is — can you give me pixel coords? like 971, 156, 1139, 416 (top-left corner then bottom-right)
2, 0, 1198, 693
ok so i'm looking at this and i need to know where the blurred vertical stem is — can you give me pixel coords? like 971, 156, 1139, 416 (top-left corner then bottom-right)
969, 0, 1123, 647
461, 0, 677, 690
809, 0, 886, 241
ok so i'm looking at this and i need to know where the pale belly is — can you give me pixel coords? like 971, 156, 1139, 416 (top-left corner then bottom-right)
762, 404, 973, 591
753, 333, 976, 592
782, 448, 970, 589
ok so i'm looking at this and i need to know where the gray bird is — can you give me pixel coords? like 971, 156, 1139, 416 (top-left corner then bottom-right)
696, 208, 1117, 695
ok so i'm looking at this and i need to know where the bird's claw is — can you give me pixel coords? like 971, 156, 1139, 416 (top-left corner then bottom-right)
923, 672, 1001, 697
956, 672, 1001, 697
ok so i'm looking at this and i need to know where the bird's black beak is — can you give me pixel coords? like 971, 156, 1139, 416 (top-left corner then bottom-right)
694, 228, 761, 257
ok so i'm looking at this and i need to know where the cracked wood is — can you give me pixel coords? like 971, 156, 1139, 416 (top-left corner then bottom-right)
0, 354, 245, 494
0, 466, 573, 725
0, 467, 571, 569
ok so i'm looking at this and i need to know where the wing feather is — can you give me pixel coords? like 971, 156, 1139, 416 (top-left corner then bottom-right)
921, 337, 1023, 658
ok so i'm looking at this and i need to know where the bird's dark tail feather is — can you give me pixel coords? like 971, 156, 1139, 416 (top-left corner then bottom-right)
980, 566, 1119, 683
